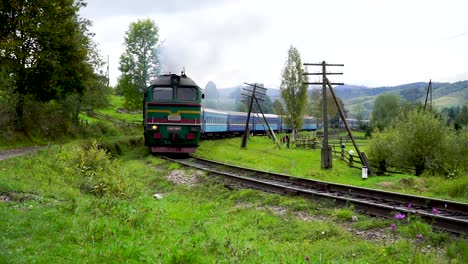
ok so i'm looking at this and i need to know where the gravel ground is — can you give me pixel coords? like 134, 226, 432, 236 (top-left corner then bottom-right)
0, 146, 45, 161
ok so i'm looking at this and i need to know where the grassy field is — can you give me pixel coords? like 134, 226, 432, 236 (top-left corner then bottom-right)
195, 135, 468, 203
1, 140, 466, 263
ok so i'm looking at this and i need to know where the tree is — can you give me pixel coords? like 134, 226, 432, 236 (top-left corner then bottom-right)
280, 46, 308, 135
309, 89, 346, 127
368, 109, 463, 176
273, 99, 285, 115
117, 19, 159, 110
371, 94, 403, 131
0, 0, 95, 129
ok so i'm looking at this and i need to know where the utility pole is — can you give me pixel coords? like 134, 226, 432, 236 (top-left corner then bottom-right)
241, 83, 282, 149
424, 79, 432, 111
106, 55, 110, 87
241, 83, 259, 148
303, 61, 343, 169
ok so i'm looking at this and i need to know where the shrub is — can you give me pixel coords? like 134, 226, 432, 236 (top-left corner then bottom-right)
63, 141, 132, 198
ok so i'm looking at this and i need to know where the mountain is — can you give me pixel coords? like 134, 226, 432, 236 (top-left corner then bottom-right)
338, 81, 468, 119
212, 81, 468, 119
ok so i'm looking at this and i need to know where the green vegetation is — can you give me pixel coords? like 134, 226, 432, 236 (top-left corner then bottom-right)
0, 0, 111, 144
1, 141, 465, 263
280, 46, 308, 134
117, 19, 160, 110
368, 109, 468, 177
196, 135, 468, 202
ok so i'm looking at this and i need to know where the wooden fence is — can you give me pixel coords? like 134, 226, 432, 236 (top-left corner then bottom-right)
89, 111, 142, 128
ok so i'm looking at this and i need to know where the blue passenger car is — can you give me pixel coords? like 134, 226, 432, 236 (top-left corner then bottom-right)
302, 116, 317, 131
202, 108, 228, 134
252, 113, 281, 132
227, 111, 253, 133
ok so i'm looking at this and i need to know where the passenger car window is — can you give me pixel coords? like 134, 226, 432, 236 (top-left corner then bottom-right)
153, 87, 173, 101
176, 87, 197, 101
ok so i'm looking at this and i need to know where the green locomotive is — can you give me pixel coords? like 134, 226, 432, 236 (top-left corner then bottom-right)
143, 73, 203, 153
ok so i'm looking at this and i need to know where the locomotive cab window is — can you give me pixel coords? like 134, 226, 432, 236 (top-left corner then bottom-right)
176, 87, 197, 101
152, 87, 173, 101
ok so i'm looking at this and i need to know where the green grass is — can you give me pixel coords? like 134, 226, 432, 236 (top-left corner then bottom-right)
95, 95, 142, 123
1, 142, 465, 263
195, 136, 468, 202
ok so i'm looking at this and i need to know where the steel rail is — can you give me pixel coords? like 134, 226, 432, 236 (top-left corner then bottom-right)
162, 156, 468, 235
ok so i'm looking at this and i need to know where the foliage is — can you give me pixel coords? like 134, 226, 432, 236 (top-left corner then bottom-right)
62, 141, 132, 198
0, 0, 95, 119
280, 46, 308, 134
273, 99, 285, 115
368, 109, 467, 176
309, 89, 346, 127
367, 130, 398, 174
440, 104, 468, 130
371, 94, 404, 131
117, 19, 160, 110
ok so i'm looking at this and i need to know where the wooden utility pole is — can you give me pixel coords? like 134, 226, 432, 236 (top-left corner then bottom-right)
303, 61, 343, 169
241, 83, 281, 149
241, 83, 257, 148
424, 79, 432, 111
325, 78, 372, 175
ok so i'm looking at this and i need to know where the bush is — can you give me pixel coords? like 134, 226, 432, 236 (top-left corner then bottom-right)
63, 141, 132, 198
368, 109, 467, 177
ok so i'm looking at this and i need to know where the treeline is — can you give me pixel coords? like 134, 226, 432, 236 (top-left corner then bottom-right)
0, 1, 111, 142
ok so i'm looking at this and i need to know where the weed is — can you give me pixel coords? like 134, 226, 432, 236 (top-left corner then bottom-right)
62, 141, 132, 198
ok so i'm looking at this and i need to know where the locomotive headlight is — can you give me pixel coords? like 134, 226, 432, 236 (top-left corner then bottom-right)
151, 125, 158, 130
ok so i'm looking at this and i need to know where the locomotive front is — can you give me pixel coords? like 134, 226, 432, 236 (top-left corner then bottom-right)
143, 74, 203, 153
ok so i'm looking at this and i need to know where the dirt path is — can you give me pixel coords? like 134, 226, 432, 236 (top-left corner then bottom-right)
0, 146, 46, 161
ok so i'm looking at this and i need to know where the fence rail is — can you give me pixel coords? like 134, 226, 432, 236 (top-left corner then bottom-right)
89, 111, 142, 128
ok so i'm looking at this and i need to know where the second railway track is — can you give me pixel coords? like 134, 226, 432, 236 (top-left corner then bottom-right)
162, 155, 468, 236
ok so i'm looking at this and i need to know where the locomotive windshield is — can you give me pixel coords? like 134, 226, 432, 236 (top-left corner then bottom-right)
176, 87, 197, 101
152, 87, 172, 101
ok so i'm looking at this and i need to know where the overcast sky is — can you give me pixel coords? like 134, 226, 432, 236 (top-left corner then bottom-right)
80, 0, 468, 89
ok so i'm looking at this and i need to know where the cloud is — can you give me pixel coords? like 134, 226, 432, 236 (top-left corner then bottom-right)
81, 0, 235, 18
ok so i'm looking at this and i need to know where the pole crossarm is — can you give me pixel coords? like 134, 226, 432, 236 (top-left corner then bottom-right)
303, 63, 344, 67
303, 72, 343, 75
305, 82, 344, 85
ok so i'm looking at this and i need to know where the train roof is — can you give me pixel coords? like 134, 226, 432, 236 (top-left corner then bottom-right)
149, 74, 199, 87
202, 108, 228, 115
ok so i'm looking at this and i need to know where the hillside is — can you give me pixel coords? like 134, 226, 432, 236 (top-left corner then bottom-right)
206, 81, 468, 119
339, 81, 468, 119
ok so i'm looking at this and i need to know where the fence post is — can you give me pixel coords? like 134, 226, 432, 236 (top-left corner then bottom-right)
348, 153, 354, 167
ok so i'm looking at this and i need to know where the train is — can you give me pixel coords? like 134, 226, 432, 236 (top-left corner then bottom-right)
143, 73, 366, 154
143, 73, 203, 154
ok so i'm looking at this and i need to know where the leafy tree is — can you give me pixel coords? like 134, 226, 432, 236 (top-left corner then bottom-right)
368, 109, 465, 176
455, 104, 468, 128
273, 99, 285, 115
117, 19, 160, 110
371, 94, 403, 131
0, 0, 95, 129
280, 46, 308, 134
309, 89, 346, 127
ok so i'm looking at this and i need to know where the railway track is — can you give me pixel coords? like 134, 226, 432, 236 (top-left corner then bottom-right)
162, 155, 468, 236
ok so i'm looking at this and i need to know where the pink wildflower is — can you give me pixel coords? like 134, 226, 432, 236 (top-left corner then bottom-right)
395, 213, 406, 220
305, 256, 310, 262
390, 223, 396, 231
408, 203, 412, 209
432, 208, 440, 214
417, 234, 424, 239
